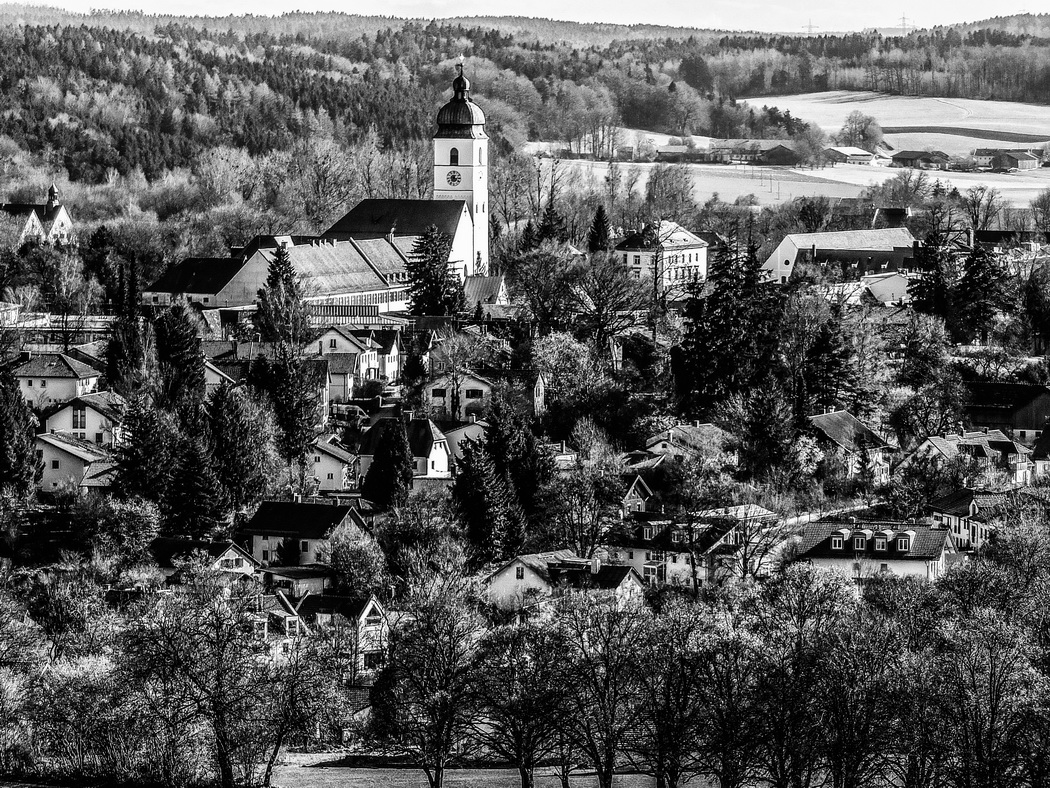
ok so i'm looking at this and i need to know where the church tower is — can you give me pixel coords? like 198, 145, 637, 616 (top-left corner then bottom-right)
433, 64, 488, 274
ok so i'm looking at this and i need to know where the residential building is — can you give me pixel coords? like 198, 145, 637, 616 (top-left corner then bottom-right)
896, 429, 1034, 485
891, 150, 950, 169
709, 139, 800, 165
622, 475, 653, 516
309, 436, 353, 492
0, 184, 75, 245
928, 487, 1013, 551
761, 228, 918, 285
992, 151, 1040, 170
44, 391, 127, 446
35, 432, 111, 491
428, 370, 495, 421
150, 537, 258, 582
963, 382, 1050, 443
972, 147, 1043, 168
794, 518, 958, 583
356, 417, 452, 482
259, 564, 336, 596
238, 501, 358, 566
463, 275, 510, 310
485, 550, 645, 609
13, 352, 100, 408
287, 593, 389, 678
614, 220, 709, 297
824, 146, 875, 165
644, 422, 731, 462
861, 272, 911, 305
808, 410, 893, 483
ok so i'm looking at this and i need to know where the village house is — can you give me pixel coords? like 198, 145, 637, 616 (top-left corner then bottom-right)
428, 370, 495, 421
13, 352, 100, 408
891, 150, 950, 169
309, 436, 353, 492
356, 417, 452, 483
928, 487, 1015, 552
150, 537, 258, 583
761, 228, 918, 285
285, 594, 390, 678
709, 139, 800, 165
644, 422, 731, 463
485, 550, 645, 610
44, 391, 127, 447
621, 475, 653, 516
35, 432, 111, 492
259, 564, 336, 597
615, 220, 709, 298
860, 272, 911, 305
963, 382, 1050, 443
824, 146, 875, 165
794, 518, 958, 583
808, 410, 893, 483
238, 501, 359, 566
0, 184, 75, 245
896, 429, 1034, 485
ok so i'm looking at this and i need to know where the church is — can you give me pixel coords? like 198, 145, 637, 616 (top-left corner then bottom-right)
144, 65, 489, 312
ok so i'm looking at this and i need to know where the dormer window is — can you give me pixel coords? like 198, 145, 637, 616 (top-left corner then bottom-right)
831, 535, 844, 550
853, 535, 866, 550
874, 536, 886, 551
643, 526, 655, 540
671, 530, 684, 544
897, 537, 909, 552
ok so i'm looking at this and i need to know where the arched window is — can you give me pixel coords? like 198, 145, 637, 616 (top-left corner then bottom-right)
478, 148, 484, 164
449, 148, 459, 166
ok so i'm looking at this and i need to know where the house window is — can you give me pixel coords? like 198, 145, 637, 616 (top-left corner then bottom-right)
897, 537, 909, 551
853, 536, 865, 550
329, 338, 337, 348
40, 380, 46, 388
94, 433, 103, 444
671, 531, 683, 543
51, 460, 59, 469
314, 455, 321, 463
515, 566, 525, 580
831, 535, 844, 550
634, 255, 641, 265
73, 407, 86, 429
262, 550, 269, 562
880, 563, 889, 572
327, 473, 334, 480
628, 551, 634, 560
465, 389, 483, 399
26, 380, 31, 387
874, 537, 886, 551
432, 388, 446, 398
645, 552, 652, 561
643, 526, 654, 539
364, 651, 385, 670
300, 540, 309, 553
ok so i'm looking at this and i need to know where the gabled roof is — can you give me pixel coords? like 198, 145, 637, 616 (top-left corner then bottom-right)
808, 410, 890, 453
796, 519, 951, 561
324, 352, 361, 375
263, 563, 336, 580
826, 146, 874, 157
255, 243, 391, 295
151, 538, 256, 570
242, 501, 353, 540
616, 220, 707, 252
487, 549, 579, 584
292, 593, 376, 623
463, 275, 506, 307
781, 228, 916, 253
406, 418, 447, 458
312, 437, 353, 463
892, 150, 949, 160
36, 432, 110, 463
66, 390, 127, 423
929, 487, 1011, 518
324, 199, 468, 240
79, 459, 118, 488
146, 257, 246, 296
14, 352, 98, 379
645, 423, 729, 455
553, 563, 641, 591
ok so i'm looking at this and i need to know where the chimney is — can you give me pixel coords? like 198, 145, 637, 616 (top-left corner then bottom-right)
591, 556, 601, 574
293, 493, 302, 503
849, 516, 857, 525
470, 413, 477, 423
984, 426, 989, 434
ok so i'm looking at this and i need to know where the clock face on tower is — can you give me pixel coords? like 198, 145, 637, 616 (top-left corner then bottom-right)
446, 170, 462, 186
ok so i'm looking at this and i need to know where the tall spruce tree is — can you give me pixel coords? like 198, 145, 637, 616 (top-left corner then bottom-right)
483, 396, 557, 529
105, 261, 145, 397
165, 436, 229, 538
248, 353, 317, 471
909, 233, 962, 339
587, 205, 612, 253
255, 244, 312, 348
407, 225, 464, 316
361, 418, 413, 509
207, 384, 276, 513
453, 437, 522, 569
958, 245, 1010, 344
154, 300, 205, 417
0, 367, 38, 498
114, 394, 178, 505
537, 201, 569, 245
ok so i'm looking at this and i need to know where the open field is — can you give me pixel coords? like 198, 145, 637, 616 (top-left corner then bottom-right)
559, 159, 1050, 208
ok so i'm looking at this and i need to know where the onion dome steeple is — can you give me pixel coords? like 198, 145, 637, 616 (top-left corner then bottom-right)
435, 63, 487, 140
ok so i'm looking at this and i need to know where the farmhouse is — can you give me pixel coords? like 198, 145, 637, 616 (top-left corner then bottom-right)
761, 228, 918, 284
808, 410, 893, 483
485, 550, 645, 609
238, 502, 358, 566
824, 146, 875, 165
891, 150, 950, 169
44, 390, 127, 446
973, 148, 1043, 169
13, 352, 100, 408
35, 432, 111, 492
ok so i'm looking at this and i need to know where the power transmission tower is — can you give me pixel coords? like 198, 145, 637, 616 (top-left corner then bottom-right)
898, 14, 914, 36
804, 19, 819, 36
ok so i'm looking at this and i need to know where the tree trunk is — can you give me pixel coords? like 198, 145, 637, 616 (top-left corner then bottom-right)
262, 727, 287, 787
426, 763, 444, 788
518, 763, 535, 788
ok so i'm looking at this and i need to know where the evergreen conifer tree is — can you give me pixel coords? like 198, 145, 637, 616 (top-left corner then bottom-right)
155, 300, 205, 416
958, 245, 1009, 344
165, 436, 229, 538
406, 225, 464, 316
537, 201, 568, 245
114, 394, 178, 504
587, 205, 612, 253
248, 353, 317, 471
361, 419, 413, 509
206, 384, 276, 513
452, 437, 522, 568
909, 233, 962, 338
520, 220, 537, 252
0, 367, 38, 498
255, 244, 311, 347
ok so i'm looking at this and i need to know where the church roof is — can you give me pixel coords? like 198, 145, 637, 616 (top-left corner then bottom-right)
323, 199, 467, 241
